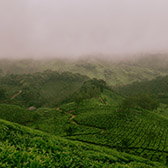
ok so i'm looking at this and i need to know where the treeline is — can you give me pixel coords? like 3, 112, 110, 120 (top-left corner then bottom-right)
0, 59, 42, 75
115, 76, 168, 104
0, 70, 89, 107
72, 78, 107, 105
0, 70, 88, 86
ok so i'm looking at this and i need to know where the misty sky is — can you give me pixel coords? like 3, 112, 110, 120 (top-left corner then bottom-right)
0, 0, 168, 59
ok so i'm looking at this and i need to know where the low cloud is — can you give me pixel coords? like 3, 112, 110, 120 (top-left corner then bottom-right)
0, 0, 168, 59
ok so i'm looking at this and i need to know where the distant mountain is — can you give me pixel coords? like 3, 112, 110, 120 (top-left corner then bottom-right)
1, 54, 168, 86
135, 53, 168, 71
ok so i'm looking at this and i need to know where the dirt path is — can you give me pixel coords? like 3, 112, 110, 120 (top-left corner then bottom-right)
10, 90, 22, 100
98, 96, 106, 105
64, 110, 78, 126
70, 114, 78, 125
70, 114, 75, 121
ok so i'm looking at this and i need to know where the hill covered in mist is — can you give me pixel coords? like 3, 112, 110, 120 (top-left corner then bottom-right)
1, 54, 168, 86
1, 54, 168, 167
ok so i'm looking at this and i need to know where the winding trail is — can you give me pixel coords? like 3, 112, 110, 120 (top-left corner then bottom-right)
64, 110, 78, 126
98, 96, 106, 105
10, 90, 22, 100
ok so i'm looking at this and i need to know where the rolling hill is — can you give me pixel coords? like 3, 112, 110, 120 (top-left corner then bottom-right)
115, 75, 168, 104
0, 119, 166, 168
1, 84, 168, 166
0, 71, 89, 107
1, 54, 168, 86
1, 59, 168, 167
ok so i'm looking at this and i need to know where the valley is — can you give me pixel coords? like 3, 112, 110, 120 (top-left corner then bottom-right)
0, 57, 168, 167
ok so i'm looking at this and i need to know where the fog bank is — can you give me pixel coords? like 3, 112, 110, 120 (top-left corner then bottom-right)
0, 0, 168, 59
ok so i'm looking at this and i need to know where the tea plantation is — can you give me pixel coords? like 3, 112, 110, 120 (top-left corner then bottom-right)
1, 70, 168, 167
0, 119, 166, 168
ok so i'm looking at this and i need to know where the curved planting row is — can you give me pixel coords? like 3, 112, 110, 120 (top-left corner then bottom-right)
70, 106, 168, 164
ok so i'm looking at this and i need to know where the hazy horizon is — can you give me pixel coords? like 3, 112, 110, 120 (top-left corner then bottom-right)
0, 0, 168, 59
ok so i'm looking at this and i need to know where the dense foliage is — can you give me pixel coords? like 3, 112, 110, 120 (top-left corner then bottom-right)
1, 56, 168, 86
0, 88, 6, 100
0, 119, 166, 168
73, 78, 107, 104
118, 94, 159, 111
0, 70, 89, 107
115, 76, 168, 104
0, 104, 33, 125
1, 58, 168, 167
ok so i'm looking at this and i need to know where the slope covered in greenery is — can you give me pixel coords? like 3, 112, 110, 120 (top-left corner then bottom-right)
41, 58, 168, 86
115, 75, 168, 104
0, 104, 34, 125
1, 83, 168, 166
1, 86, 166, 166
1, 55, 168, 86
1, 58, 168, 167
64, 95, 168, 165
0, 70, 88, 107
0, 119, 166, 168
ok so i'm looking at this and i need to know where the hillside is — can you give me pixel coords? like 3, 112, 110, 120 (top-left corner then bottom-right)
35, 57, 168, 86
1, 0, 168, 167
63, 94, 168, 165
0, 119, 166, 168
1, 55, 168, 86
115, 75, 168, 104
1, 85, 168, 166
1, 61, 168, 167
135, 54, 168, 72
0, 71, 88, 107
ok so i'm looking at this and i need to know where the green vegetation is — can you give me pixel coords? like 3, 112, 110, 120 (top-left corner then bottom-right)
1, 55, 168, 86
118, 94, 159, 111
0, 119, 166, 168
115, 75, 168, 104
0, 104, 33, 125
73, 78, 107, 105
0, 70, 88, 107
1, 57, 168, 167
68, 98, 168, 165
0, 88, 6, 101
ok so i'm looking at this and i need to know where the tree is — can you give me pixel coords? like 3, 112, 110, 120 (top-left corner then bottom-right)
73, 79, 107, 104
